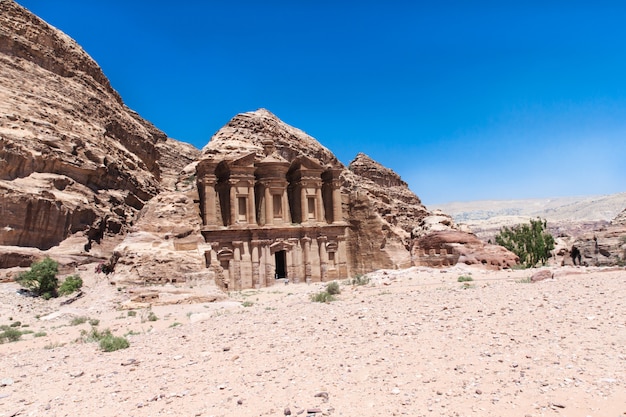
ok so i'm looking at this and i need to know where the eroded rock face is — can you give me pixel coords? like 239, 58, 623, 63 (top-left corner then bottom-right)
344, 153, 430, 271
0, 1, 198, 261
613, 208, 626, 226
411, 231, 519, 269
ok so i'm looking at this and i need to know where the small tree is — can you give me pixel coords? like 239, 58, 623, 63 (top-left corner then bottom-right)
495, 218, 555, 268
16, 257, 59, 299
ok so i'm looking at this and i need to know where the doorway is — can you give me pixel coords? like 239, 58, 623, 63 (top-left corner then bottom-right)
275, 250, 287, 279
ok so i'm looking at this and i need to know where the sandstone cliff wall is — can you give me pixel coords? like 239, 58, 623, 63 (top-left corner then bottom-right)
0, 1, 198, 260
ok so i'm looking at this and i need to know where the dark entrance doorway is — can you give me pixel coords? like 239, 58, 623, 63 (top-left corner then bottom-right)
275, 250, 287, 279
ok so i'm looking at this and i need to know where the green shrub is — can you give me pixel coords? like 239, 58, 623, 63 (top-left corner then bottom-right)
147, 312, 158, 322
311, 291, 336, 303
0, 327, 23, 343
9, 321, 21, 327
99, 334, 130, 352
80, 326, 129, 352
326, 281, 341, 295
58, 275, 83, 296
350, 274, 370, 286
457, 275, 473, 282
127, 310, 137, 317
70, 316, 88, 326
88, 319, 100, 326
242, 301, 253, 307
495, 218, 555, 268
16, 257, 59, 298
34, 331, 47, 338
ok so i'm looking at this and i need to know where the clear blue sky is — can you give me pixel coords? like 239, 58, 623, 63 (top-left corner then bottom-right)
15, 1, 626, 205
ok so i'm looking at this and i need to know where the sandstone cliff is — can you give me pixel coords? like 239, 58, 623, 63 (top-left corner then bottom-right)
0, 1, 198, 264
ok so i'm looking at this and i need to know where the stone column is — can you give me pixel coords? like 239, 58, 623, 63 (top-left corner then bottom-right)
264, 185, 273, 225
251, 240, 260, 288
302, 237, 312, 283
229, 181, 237, 225
282, 187, 291, 223
264, 243, 274, 287
318, 236, 328, 282
337, 236, 348, 278
315, 186, 324, 223
300, 183, 308, 223
332, 180, 343, 224
247, 181, 256, 225
203, 176, 218, 226
233, 241, 242, 290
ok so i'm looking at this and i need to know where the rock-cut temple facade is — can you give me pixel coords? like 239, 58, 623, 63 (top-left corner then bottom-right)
196, 140, 349, 290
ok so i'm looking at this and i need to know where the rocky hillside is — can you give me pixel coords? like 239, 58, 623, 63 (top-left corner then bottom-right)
0, 1, 198, 264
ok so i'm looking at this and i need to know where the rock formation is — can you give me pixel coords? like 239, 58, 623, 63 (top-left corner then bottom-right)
0, 1, 198, 266
0, 2, 519, 282
558, 209, 626, 267
411, 230, 519, 269
194, 109, 517, 287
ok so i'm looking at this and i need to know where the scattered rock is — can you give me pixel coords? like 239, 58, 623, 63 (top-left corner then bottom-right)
531, 270, 553, 282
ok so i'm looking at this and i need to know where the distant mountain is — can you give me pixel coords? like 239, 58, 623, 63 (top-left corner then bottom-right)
431, 193, 626, 244
433, 193, 626, 224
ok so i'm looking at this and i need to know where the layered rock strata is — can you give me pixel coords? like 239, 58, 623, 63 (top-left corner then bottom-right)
0, 1, 198, 264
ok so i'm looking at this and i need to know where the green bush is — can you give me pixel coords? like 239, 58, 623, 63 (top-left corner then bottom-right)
457, 275, 473, 282
0, 327, 23, 343
311, 291, 336, 303
99, 334, 130, 352
147, 311, 158, 322
16, 257, 59, 298
326, 281, 341, 295
495, 218, 555, 268
350, 274, 370, 286
58, 275, 83, 296
80, 326, 129, 352
70, 316, 88, 326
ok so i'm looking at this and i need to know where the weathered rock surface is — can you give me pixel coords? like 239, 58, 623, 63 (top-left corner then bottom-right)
612, 208, 626, 226
0, 1, 198, 265
530, 269, 553, 282
411, 230, 519, 269
111, 190, 210, 285
344, 153, 430, 271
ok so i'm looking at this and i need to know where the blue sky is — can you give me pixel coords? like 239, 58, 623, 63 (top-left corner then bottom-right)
15, 1, 626, 205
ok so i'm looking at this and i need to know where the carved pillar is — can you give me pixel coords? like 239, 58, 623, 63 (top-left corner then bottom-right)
302, 236, 312, 283
337, 236, 348, 278
233, 241, 242, 290
318, 236, 328, 282
203, 176, 218, 226
229, 181, 237, 225
264, 184, 273, 225
251, 240, 260, 288
332, 180, 343, 224
300, 183, 308, 223
282, 187, 291, 223
264, 243, 274, 287
247, 181, 256, 225
315, 187, 324, 223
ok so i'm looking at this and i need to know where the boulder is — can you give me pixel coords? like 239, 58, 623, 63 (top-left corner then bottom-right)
530, 269, 553, 282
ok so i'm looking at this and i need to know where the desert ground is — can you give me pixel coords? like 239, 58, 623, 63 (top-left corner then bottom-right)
1, 265, 624, 417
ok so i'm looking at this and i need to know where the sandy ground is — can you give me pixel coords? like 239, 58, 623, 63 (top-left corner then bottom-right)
0, 265, 624, 417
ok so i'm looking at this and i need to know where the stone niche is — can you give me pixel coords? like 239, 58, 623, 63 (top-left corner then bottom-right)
196, 140, 349, 290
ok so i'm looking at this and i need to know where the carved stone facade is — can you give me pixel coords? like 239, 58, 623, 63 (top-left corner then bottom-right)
196, 140, 349, 290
